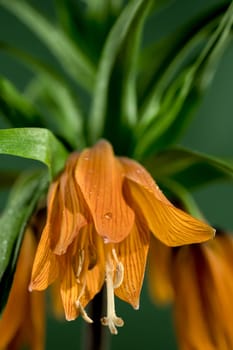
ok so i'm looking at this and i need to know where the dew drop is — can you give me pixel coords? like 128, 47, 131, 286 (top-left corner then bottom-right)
104, 212, 112, 220
103, 236, 110, 244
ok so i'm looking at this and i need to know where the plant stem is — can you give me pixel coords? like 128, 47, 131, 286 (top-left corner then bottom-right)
81, 289, 110, 350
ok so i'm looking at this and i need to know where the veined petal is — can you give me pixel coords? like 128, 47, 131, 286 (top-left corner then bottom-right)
172, 247, 214, 350
114, 218, 150, 309
148, 237, 173, 305
52, 154, 87, 255
60, 254, 80, 321
72, 224, 105, 307
30, 226, 59, 291
45, 180, 63, 251
75, 140, 134, 243
121, 158, 215, 246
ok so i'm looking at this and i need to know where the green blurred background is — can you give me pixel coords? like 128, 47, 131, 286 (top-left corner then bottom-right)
0, 1, 233, 349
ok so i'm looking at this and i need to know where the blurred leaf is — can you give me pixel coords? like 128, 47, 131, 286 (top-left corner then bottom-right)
0, 170, 48, 313
25, 75, 86, 149
139, 2, 228, 102
146, 147, 233, 189
0, 43, 86, 148
134, 2, 233, 158
0, 128, 68, 178
99, 0, 153, 154
86, 0, 123, 21
89, 0, 152, 144
0, 77, 44, 127
0, 171, 22, 188
0, 0, 96, 92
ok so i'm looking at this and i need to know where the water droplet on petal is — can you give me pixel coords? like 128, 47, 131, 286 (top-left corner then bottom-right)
104, 212, 112, 220
103, 236, 110, 244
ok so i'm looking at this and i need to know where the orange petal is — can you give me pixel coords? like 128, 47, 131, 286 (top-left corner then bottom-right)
148, 236, 173, 305
30, 226, 59, 291
52, 154, 87, 255
75, 140, 134, 243
0, 229, 36, 347
27, 290, 45, 350
45, 179, 63, 251
172, 247, 213, 349
72, 224, 105, 308
59, 254, 80, 321
114, 218, 150, 309
121, 157, 215, 246
199, 242, 233, 344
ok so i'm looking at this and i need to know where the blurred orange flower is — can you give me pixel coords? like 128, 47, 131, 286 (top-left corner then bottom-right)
0, 228, 45, 350
172, 232, 233, 349
29, 140, 214, 334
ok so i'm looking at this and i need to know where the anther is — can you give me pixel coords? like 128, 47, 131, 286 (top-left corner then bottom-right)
111, 248, 124, 288
76, 249, 85, 283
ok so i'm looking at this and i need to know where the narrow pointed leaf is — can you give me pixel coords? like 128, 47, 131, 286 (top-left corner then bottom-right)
0, 0, 95, 91
0, 77, 45, 127
134, 2, 233, 158
0, 170, 49, 312
0, 128, 68, 178
89, 0, 151, 143
25, 75, 86, 149
146, 147, 233, 189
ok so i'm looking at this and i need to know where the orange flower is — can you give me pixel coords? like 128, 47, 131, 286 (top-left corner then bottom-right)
172, 232, 233, 349
0, 228, 45, 350
29, 140, 214, 334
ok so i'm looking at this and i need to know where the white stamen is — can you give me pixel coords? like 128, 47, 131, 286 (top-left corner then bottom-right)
76, 249, 85, 283
75, 279, 93, 323
111, 249, 124, 288
76, 300, 93, 324
100, 255, 124, 334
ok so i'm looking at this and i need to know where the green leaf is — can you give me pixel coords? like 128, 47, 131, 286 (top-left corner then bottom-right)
86, 0, 123, 21
0, 77, 45, 127
0, 170, 48, 313
0, 43, 86, 148
0, 128, 68, 178
139, 2, 228, 103
134, 2, 233, 158
25, 75, 86, 149
145, 147, 233, 189
0, 0, 96, 92
88, 0, 152, 144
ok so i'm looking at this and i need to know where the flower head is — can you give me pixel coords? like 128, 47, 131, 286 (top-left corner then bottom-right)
172, 231, 233, 349
0, 228, 45, 350
30, 140, 214, 334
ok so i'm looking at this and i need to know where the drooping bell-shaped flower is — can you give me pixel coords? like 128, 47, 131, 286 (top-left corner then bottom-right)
30, 140, 214, 334
172, 231, 233, 349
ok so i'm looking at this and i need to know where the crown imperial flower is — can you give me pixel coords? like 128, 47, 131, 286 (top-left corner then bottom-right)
30, 140, 215, 334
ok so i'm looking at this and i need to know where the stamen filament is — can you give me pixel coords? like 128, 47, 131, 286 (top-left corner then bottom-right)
101, 256, 124, 334
76, 249, 85, 283
76, 300, 93, 324
75, 280, 93, 323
